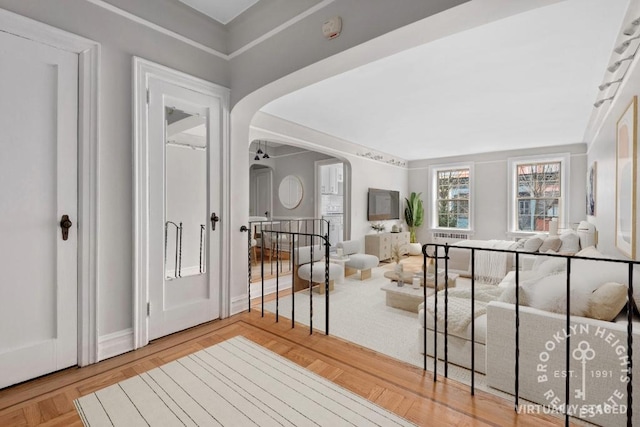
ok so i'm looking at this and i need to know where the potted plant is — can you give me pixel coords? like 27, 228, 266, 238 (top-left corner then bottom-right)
404, 192, 424, 255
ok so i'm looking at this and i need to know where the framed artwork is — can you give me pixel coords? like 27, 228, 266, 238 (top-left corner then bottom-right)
615, 96, 637, 259
586, 162, 596, 216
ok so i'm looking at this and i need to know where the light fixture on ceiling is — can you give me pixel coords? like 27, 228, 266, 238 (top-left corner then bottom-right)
614, 35, 640, 54
607, 54, 635, 72
256, 141, 263, 155
262, 142, 270, 159
594, 96, 614, 108
598, 78, 623, 91
623, 17, 640, 36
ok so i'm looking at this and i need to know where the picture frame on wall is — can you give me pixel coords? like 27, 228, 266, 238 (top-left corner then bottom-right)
615, 96, 637, 259
586, 161, 596, 216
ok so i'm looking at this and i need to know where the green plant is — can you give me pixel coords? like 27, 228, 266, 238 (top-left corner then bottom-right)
404, 192, 424, 243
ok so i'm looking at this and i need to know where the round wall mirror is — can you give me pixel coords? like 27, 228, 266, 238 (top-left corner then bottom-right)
279, 175, 303, 209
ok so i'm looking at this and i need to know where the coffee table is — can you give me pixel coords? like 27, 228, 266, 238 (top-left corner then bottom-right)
380, 283, 434, 313
383, 270, 458, 290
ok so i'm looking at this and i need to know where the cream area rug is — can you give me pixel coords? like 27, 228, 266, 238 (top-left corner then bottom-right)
74, 336, 415, 427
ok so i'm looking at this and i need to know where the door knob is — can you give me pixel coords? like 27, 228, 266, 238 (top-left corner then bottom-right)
60, 215, 73, 241
211, 212, 220, 231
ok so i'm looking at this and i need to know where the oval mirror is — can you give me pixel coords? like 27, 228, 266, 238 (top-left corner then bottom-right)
279, 175, 303, 209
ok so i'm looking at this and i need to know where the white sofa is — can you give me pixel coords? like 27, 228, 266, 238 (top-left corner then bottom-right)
487, 301, 639, 427
418, 239, 640, 426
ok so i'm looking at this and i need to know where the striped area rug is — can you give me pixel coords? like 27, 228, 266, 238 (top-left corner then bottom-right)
74, 336, 415, 426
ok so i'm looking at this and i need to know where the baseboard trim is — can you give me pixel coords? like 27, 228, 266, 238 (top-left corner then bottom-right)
98, 328, 134, 361
231, 280, 293, 315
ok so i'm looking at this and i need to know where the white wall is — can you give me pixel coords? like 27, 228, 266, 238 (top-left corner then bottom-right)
271, 150, 333, 218
587, 1, 640, 259
408, 144, 588, 244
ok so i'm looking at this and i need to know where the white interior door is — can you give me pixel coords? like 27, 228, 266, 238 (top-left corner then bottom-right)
147, 77, 221, 341
255, 168, 272, 218
0, 31, 78, 388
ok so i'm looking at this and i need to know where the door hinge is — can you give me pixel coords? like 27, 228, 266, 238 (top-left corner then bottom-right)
146, 89, 150, 104
147, 302, 150, 316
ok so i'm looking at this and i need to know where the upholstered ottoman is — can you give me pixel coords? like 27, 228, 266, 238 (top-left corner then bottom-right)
337, 240, 379, 280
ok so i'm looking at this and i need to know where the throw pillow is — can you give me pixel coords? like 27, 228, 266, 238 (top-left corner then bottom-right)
539, 236, 562, 253
526, 273, 592, 316
498, 283, 530, 306
558, 230, 581, 254
587, 282, 628, 321
523, 237, 544, 252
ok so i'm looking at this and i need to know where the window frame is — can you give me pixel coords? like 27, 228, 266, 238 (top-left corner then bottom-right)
507, 153, 570, 235
429, 162, 474, 232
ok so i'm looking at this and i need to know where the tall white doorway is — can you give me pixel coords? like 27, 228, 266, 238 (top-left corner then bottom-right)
0, 30, 78, 388
250, 165, 273, 218
134, 58, 229, 345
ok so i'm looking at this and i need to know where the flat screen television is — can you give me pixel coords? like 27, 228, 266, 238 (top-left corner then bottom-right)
367, 188, 400, 221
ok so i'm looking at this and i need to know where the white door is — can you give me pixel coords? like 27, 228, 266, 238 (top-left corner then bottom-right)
0, 31, 78, 388
255, 168, 272, 218
147, 77, 221, 340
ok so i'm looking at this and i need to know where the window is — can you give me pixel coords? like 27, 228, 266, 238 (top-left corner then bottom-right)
508, 154, 569, 233
431, 165, 472, 230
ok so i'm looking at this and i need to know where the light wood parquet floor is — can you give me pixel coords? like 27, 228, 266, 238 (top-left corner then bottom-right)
0, 308, 562, 426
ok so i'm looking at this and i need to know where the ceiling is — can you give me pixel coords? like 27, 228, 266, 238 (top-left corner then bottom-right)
261, 0, 629, 161
177, 0, 260, 24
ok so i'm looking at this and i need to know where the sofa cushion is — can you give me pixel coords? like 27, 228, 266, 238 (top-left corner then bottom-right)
294, 245, 324, 265
558, 229, 581, 253
522, 237, 543, 252
587, 282, 628, 321
539, 236, 561, 252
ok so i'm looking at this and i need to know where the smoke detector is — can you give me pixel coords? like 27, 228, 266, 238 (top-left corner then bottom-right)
322, 16, 342, 40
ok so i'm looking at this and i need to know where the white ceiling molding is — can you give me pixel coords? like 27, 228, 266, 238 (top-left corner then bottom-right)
178, 0, 260, 25
83, 0, 335, 60
227, 0, 336, 59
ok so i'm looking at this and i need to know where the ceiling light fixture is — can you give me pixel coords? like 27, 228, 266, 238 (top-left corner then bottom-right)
623, 18, 640, 36
594, 96, 614, 108
614, 35, 640, 54
598, 78, 624, 91
262, 142, 270, 159
256, 141, 263, 155
607, 54, 635, 73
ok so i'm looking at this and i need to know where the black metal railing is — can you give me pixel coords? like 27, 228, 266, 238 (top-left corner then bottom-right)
245, 218, 332, 335
422, 243, 640, 426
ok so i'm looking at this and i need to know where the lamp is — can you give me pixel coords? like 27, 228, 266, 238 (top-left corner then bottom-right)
607, 54, 635, 73
598, 78, 623, 91
614, 35, 640, 54
256, 141, 263, 155
623, 18, 640, 36
262, 142, 270, 159
594, 96, 614, 108
254, 152, 260, 161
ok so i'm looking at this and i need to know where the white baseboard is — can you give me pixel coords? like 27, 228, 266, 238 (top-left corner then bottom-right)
231, 279, 293, 315
98, 328, 134, 361
231, 295, 249, 315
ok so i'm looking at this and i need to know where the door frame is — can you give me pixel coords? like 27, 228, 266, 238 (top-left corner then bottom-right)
133, 57, 230, 349
0, 8, 101, 366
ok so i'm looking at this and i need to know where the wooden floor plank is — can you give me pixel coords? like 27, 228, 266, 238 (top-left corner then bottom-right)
0, 310, 563, 426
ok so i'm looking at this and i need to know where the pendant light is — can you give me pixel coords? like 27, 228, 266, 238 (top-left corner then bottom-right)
262, 142, 270, 159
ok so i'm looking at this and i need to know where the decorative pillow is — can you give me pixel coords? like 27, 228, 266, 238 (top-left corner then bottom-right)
539, 236, 562, 253
534, 257, 567, 275
558, 230, 581, 254
522, 237, 544, 252
498, 283, 530, 306
526, 273, 592, 316
587, 282, 628, 321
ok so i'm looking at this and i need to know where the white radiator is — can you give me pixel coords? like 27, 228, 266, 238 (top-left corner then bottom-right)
431, 231, 470, 244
